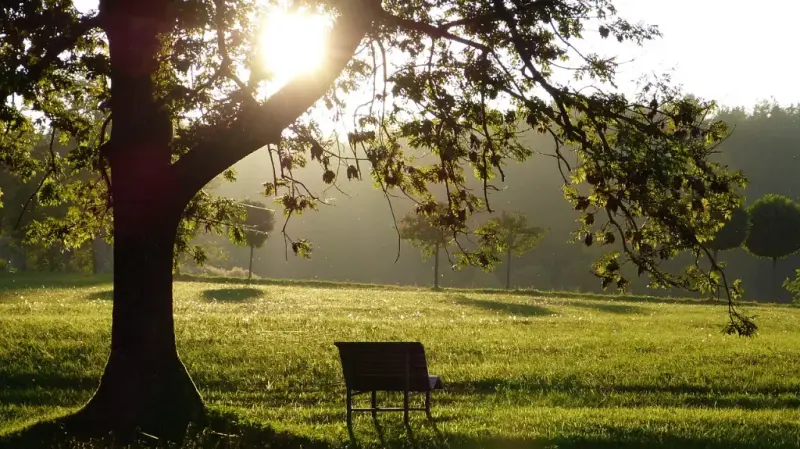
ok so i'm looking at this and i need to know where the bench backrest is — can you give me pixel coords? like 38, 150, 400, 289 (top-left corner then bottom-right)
334, 341, 432, 392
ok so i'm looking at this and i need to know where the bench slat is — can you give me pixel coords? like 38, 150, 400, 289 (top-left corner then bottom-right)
334, 341, 442, 392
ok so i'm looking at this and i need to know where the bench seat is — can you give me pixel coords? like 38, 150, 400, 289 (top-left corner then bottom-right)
334, 341, 443, 426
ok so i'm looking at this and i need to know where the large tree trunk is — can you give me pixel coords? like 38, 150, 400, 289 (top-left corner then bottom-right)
73, 0, 204, 438
77, 198, 204, 437
66, 0, 376, 439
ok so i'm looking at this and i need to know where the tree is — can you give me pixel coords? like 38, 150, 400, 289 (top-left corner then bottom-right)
708, 207, 749, 257
240, 199, 275, 279
0, 0, 753, 437
483, 211, 546, 289
783, 270, 800, 305
398, 207, 449, 289
744, 194, 800, 299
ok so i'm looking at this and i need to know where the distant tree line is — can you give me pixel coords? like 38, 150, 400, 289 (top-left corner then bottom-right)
155, 102, 800, 302
3, 102, 800, 303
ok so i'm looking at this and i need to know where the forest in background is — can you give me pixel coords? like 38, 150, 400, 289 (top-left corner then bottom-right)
1, 102, 798, 302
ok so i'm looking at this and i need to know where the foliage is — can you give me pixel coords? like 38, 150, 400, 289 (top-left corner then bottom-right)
0, 0, 754, 339
240, 199, 276, 249
2, 279, 800, 446
175, 193, 247, 271
480, 211, 547, 257
398, 205, 449, 261
174, 233, 231, 275
784, 270, 800, 305
744, 194, 800, 262
128, 101, 800, 302
708, 207, 749, 253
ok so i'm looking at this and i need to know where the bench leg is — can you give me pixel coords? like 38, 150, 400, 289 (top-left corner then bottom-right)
425, 391, 432, 419
346, 389, 353, 429
403, 390, 410, 424
371, 391, 377, 419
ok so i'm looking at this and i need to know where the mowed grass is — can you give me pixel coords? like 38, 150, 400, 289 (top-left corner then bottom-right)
2, 275, 800, 448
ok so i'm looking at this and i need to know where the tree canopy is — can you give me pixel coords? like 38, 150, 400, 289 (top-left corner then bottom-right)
398, 206, 449, 261
708, 207, 748, 253
485, 211, 547, 257
0, 0, 757, 437
744, 194, 800, 263
240, 199, 275, 250
2, 0, 745, 284
398, 205, 451, 288
481, 211, 546, 288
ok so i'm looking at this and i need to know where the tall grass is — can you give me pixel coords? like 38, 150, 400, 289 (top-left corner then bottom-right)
1, 276, 799, 448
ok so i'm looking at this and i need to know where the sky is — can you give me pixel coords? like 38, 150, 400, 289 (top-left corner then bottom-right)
608, 0, 800, 107
72, 0, 800, 108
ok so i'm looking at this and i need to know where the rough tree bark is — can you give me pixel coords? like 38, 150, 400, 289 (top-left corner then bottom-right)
78, 197, 203, 436
68, 0, 378, 438
74, 0, 203, 437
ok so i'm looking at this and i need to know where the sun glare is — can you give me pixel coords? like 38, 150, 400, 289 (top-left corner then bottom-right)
260, 9, 330, 84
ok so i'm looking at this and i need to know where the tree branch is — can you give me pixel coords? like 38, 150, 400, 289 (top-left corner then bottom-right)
2, 15, 100, 99
380, 12, 490, 53
439, 1, 553, 30
15, 128, 57, 231
173, 0, 381, 204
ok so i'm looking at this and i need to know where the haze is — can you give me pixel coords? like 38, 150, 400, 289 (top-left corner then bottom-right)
73, 0, 800, 107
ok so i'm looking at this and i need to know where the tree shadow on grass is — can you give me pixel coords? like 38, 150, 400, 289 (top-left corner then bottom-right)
0, 409, 335, 449
0, 370, 98, 391
201, 288, 262, 302
178, 274, 410, 293
460, 287, 758, 307
444, 431, 800, 449
2, 408, 798, 449
451, 295, 553, 317
0, 388, 92, 408
84, 289, 113, 301
444, 376, 800, 410
0, 274, 111, 292
358, 416, 800, 449
175, 274, 775, 307
567, 300, 646, 315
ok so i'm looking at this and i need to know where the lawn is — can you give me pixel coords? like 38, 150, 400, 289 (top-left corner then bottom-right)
1, 275, 800, 448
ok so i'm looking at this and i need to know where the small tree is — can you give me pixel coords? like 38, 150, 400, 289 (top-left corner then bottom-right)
399, 208, 449, 289
240, 199, 276, 280
708, 207, 749, 257
744, 194, 800, 299
484, 212, 547, 289
783, 270, 800, 305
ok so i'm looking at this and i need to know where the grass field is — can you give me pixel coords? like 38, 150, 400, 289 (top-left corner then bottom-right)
1, 275, 800, 448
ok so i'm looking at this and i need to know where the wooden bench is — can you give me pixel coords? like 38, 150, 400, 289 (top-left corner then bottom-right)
334, 341, 444, 426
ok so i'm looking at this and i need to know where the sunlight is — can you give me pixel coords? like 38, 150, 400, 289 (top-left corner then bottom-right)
260, 9, 330, 84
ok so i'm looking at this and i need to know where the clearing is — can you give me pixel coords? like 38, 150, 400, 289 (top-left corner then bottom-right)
1, 276, 799, 448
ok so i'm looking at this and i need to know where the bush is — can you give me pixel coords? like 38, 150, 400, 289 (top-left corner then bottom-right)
199, 265, 256, 279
